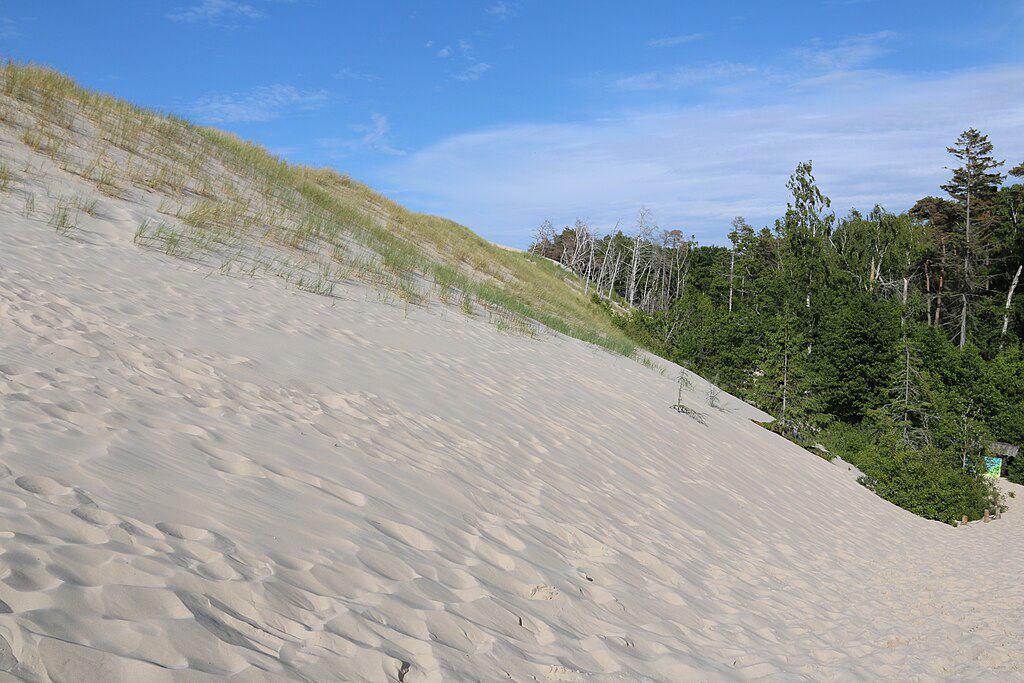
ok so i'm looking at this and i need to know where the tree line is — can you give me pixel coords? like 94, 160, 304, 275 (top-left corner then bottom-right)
530, 129, 1024, 524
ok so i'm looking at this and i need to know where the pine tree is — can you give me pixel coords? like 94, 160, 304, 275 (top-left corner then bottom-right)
940, 129, 1005, 347
885, 332, 933, 448
752, 305, 808, 435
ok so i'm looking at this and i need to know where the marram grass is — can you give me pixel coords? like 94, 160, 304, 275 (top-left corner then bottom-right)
0, 59, 637, 358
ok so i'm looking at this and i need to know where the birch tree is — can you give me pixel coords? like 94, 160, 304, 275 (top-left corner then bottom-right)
626, 208, 655, 307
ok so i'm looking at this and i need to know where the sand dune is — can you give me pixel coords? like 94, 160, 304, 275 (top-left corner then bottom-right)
1, 122, 1023, 682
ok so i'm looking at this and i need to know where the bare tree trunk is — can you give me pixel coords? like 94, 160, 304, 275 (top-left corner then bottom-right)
781, 347, 789, 422
595, 242, 610, 298
607, 251, 622, 300
1001, 264, 1022, 343
960, 192, 971, 348
661, 257, 670, 310
902, 276, 909, 326
679, 258, 690, 297
672, 249, 681, 299
925, 259, 932, 325
959, 293, 968, 349
637, 260, 654, 312
728, 249, 735, 313
583, 237, 595, 295
627, 234, 641, 306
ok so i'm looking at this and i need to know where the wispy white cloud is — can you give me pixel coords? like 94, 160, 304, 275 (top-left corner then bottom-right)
378, 65, 1024, 246
647, 34, 705, 48
793, 30, 897, 71
428, 38, 492, 82
336, 67, 381, 82
613, 62, 762, 91
354, 113, 405, 155
0, 17, 21, 39
486, 2, 517, 20
187, 84, 327, 123
167, 0, 263, 24
456, 62, 492, 82
319, 113, 405, 157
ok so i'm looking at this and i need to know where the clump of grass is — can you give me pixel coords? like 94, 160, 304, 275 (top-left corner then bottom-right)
706, 383, 729, 412
0, 161, 13, 192
81, 154, 123, 197
22, 192, 35, 217
460, 291, 475, 316
133, 219, 151, 243
74, 194, 98, 216
20, 124, 65, 159
135, 219, 193, 259
296, 263, 338, 297
638, 355, 665, 374
93, 166, 122, 197
48, 197, 78, 236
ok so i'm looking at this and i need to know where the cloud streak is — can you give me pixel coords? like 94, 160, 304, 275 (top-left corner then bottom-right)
167, 0, 263, 24
647, 34, 705, 48
792, 31, 897, 71
319, 113, 405, 157
188, 84, 328, 123
336, 67, 381, 82
613, 62, 762, 91
377, 65, 1024, 246
427, 38, 492, 82
456, 62, 492, 82
486, 2, 516, 20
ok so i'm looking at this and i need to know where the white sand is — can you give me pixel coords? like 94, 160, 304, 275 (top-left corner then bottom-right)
1, 130, 1023, 682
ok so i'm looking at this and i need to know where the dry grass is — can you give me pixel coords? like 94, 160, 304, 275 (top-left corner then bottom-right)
0, 59, 637, 357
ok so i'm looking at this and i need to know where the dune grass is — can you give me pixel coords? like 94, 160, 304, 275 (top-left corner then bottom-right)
0, 59, 637, 357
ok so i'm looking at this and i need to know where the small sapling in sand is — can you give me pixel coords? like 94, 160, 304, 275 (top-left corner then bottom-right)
706, 383, 729, 412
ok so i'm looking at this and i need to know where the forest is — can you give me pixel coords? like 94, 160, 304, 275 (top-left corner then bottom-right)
530, 129, 1024, 524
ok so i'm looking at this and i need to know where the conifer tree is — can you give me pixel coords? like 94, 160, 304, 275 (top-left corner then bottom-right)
941, 129, 1005, 347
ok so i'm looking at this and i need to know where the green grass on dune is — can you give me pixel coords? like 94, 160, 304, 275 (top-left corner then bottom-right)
0, 59, 636, 358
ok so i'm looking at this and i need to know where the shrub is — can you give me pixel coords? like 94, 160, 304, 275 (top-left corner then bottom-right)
820, 420, 1001, 525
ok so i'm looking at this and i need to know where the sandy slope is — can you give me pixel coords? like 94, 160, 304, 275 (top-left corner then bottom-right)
0, 136, 1023, 682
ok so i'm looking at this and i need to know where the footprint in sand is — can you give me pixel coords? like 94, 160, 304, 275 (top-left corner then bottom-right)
72, 506, 120, 526
156, 522, 211, 541
14, 475, 70, 496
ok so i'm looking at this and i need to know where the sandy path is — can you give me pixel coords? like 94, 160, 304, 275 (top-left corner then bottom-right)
0, 136, 1023, 680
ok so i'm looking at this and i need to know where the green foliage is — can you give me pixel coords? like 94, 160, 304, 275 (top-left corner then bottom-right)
941, 128, 1005, 205
860, 448, 999, 525
820, 420, 1001, 525
539, 136, 1024, 524
810, 292, 900, 422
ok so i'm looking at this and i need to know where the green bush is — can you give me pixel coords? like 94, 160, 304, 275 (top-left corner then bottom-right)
820, 420, 1000, 525
859, 449, 999, 525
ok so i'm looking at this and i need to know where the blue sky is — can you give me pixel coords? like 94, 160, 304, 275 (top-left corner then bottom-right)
3, 1, 1023, 246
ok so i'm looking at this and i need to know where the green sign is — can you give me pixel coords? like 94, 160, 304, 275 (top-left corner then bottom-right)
984, 456, 1002, 478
